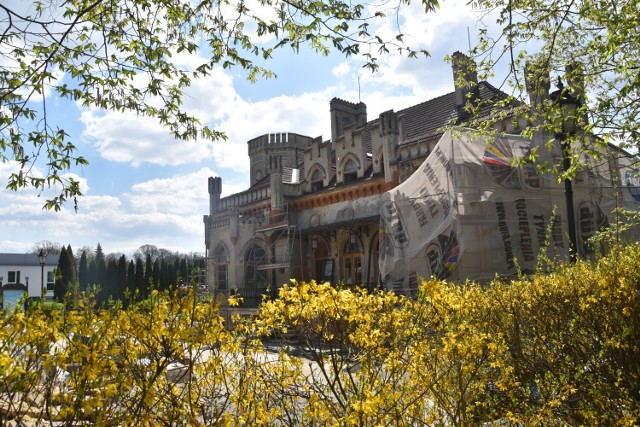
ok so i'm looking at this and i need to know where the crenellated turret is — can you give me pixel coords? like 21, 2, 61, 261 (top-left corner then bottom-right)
208, 176, 222, 215
379, 110, 399, 136
330, 97, 367, 143
248, 132, 314, 185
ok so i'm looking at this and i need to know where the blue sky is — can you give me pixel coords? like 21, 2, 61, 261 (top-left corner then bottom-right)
0, 0, 492, 257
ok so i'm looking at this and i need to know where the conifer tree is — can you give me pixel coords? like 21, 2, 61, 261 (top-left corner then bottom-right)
78, 250, 89, 291
65, 245, 78, 284
53, 246, 69, 302
126, 260, 136, 298
179, 258, 188, 285
93, 243, 107, 303
152, 259, 161, 291
135, 257, 146, 300
116, 255, 127, 301
94, 244, 106, 283
158, 258, 165, 291
88, 261, 97, 295
144, 254, 153, 292
104, 258, 118, 302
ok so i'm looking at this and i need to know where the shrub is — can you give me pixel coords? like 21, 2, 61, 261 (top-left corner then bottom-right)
0, 243, 639, 425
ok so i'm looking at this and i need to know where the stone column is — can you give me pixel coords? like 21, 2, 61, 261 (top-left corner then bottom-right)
269, 155, 285, 223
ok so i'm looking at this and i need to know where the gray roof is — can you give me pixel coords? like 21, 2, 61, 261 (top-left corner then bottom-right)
0, 253, 60, 266
358, 81, 513, 147
400, 81, 511, 144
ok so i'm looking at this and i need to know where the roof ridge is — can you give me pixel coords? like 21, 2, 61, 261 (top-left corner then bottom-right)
397, 90, 455, 115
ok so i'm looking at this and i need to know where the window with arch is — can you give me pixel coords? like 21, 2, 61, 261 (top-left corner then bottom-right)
244, 245, 267, 289
311, 169, 324, 192
213, 244, 228, 291
311, 237, 332, 282
342, 233, 363, 286
343, 159, 358, 183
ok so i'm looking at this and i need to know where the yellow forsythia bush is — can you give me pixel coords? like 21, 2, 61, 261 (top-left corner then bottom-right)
0, 243, 639, 426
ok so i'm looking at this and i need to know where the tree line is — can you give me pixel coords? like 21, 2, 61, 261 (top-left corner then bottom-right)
50, 243, 205, 304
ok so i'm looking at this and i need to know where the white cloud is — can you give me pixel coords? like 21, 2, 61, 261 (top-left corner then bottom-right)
0, 160, 24, 180
79, 111, 218, 167
78, 61, 241, 167
65, 173, 90, 195
126, 168, 212, 214
79, 67, 332, 172
180, 68, 243, 122
332, 62, 352, 78
0, 166, 251, 255
0, 162, 88, 205
352, 0, 478, 100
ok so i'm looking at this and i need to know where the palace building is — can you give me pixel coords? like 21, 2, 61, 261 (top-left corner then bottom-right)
202, 52, 639, 311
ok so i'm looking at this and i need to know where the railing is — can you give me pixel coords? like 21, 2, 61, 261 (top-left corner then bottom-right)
256, 204, 289, 231
210, 217, 230, 230
218, 187, 270, 212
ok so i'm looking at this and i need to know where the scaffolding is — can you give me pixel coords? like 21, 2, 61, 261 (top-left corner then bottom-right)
243, 203, 301, 296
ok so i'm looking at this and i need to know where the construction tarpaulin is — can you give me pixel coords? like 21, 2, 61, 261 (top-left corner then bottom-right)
379, 130, 639, 294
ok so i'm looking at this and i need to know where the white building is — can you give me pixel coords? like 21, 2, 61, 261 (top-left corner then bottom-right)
0, 253, 59, 307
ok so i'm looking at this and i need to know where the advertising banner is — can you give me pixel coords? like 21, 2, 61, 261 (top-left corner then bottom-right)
379, 130, 637, 293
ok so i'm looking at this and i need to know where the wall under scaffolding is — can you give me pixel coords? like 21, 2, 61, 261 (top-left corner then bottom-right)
241, 204, 303, 307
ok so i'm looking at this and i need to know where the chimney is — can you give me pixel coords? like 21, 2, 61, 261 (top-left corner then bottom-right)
451, 51, 479, 120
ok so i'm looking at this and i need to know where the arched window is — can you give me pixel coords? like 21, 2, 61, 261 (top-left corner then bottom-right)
213, 244, 228, 291
244, 245, 267, 289
342, 233, 363, 286
311, 169, 324, 192
343, 159, 358, 183
311, 237, 332, 282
